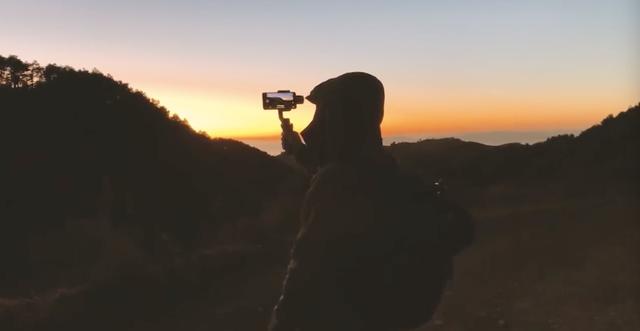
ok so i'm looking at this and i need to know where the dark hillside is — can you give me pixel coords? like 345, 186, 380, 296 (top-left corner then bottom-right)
388, 104, 640, 205
0, 56, 303, 300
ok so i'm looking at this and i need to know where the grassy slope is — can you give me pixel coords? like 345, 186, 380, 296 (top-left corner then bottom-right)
419, 196, 639, 331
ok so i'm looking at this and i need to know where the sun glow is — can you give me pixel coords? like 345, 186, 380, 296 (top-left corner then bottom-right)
139, 81, 636, 141
139, 85, 313, 139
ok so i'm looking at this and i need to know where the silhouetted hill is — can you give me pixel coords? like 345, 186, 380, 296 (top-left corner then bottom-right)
388, 104, 640, 204
0, 55, 304, 296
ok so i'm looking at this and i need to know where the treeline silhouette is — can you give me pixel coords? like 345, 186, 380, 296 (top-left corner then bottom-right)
0, 55, 303, 296
388, 104, 640, 205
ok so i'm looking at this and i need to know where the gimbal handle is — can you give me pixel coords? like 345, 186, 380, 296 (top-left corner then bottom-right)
279, 109, 292, 131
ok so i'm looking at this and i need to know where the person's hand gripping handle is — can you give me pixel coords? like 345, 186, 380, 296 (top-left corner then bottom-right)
280, 117, 304, 155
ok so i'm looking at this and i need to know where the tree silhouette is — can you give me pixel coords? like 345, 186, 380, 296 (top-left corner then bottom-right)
0, 55, 42, 88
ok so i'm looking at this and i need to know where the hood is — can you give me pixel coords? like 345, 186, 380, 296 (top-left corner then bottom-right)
301, 72, 385, 165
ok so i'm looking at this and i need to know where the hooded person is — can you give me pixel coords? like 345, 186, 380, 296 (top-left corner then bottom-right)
270, 72, 470, 331
271, 72, 392, 330
271, 72, 404, 331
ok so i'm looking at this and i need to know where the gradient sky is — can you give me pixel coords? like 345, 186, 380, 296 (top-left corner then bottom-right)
3, 0, 639, 146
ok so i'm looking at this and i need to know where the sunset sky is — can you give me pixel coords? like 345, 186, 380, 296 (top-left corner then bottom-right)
3, 0, 638, 152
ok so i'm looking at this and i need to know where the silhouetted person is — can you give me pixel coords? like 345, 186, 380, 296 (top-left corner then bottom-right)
270, 72, 473, 331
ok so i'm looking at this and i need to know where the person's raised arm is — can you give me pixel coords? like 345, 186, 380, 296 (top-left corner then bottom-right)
280, 120, 317, 173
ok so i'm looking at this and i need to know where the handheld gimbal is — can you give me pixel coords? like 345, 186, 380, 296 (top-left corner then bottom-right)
262, 90, 304, 138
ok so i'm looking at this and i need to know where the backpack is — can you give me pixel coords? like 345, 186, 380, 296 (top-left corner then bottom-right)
356, 170, 475, 330
391, 172, 474, 257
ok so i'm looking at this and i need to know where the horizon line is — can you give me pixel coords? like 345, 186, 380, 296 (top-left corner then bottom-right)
225, 127, 586, 142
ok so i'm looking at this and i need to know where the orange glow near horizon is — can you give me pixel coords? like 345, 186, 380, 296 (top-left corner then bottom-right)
139, 80, 637, 141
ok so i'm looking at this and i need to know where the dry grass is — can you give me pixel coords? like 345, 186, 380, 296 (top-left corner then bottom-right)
419, 196, 639, 331
1, 195, 637, 330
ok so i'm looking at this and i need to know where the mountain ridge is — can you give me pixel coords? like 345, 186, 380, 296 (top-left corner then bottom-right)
388, 103, 639, 202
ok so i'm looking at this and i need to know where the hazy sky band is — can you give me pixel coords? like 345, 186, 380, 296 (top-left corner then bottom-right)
3, 0, 638, 139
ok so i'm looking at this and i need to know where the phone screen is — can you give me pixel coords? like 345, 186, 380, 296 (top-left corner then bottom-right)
266, 92, 294, 101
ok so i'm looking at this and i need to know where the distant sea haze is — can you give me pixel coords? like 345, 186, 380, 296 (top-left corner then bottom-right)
239, 129, 580, 155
